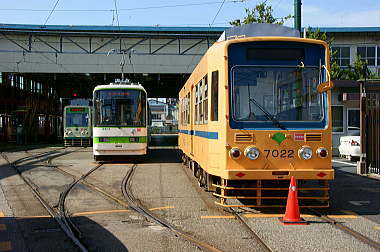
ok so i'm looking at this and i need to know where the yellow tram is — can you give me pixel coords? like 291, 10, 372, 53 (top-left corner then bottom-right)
178, 33, 334, 208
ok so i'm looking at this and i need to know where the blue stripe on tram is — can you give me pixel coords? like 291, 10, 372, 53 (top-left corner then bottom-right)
178, 130, 218, 140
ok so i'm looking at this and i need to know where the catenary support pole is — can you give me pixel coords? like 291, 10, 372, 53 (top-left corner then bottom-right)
294, 0, 302, 34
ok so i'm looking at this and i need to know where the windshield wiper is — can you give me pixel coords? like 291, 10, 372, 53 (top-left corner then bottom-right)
248, 98, 287, 130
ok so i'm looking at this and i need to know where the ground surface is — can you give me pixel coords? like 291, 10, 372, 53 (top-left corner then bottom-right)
0, 146, 379, 251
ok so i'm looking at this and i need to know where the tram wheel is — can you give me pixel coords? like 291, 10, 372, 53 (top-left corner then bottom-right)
197, 169, 206, 188
201, 170, 208, 189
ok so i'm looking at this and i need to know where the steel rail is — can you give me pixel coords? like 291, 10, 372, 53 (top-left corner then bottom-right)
58, 162, 104, 245
177, 152, 273, 252
12, 147, 67, 166
308, 208, 380, 250
177, 149, 273, 252
121, 164, 224, 252
228, 208, 273, 252
0, 151, 88, 252
46, 159, 129, 208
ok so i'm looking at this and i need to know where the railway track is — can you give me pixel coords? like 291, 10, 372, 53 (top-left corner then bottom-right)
307, 208, 380, 250
0, 149, 88, 252
45, 153, 224, 251
122, 164, 224, 252
5, 148, 123, 251
179, 158, 273, 252
50, 155, 260, 252
57, 162, 103, 244
178, 150, 380, 252
4, 148, 378, 251
228, 207, 273, 252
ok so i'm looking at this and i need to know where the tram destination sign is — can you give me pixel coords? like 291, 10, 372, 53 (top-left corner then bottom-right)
70, 108, 85, 112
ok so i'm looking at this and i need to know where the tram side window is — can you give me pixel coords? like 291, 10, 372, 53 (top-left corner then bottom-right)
180, 99, 182, 126
182, 98, 185, 126
195, 85, 198, 124
183, 95, 186, 125
211, 71, 219, 121
199, 81, 203, 124
185, 95, 189, 125
203, 75, 208, 123
187, 93, 190, 125
183, 97, 186, 126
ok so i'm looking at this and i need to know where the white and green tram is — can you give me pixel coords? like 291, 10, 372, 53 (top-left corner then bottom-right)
92, 80, 148, 161
63, 106, 92, 146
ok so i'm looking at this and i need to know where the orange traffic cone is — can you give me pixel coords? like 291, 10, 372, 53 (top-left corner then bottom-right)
279, 176, 308, 225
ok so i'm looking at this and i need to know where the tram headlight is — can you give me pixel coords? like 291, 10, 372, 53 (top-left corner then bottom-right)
230, 148, 241, 159
65, 129, 72, 136
244, 146, 260, 160
298, 146, 313, 160
317, 147, 328, 158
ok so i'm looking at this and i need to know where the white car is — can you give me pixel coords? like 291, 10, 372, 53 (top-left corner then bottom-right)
338, 131, 361, 161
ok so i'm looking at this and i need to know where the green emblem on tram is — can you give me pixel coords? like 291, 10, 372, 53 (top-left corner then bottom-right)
272, 132, 286, 145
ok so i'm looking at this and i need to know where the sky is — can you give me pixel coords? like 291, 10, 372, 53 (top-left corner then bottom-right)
0, 0, 379, 28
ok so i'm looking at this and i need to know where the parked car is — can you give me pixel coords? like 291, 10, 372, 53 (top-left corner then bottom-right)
338, 131, 361, 161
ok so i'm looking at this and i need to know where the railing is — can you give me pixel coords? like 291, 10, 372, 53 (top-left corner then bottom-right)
149, 126, 178, 135
359, 83, 380, 175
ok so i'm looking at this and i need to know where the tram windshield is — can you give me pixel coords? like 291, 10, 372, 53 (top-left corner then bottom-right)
231, 66, 324, 123
94, 89, 146, 127
65, 108, 89, 127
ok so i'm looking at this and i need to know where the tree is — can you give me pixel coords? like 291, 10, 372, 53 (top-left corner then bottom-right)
230, 1, 292, 26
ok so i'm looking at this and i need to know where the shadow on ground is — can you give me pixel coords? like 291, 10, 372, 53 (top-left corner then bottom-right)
0, 215, 128, 251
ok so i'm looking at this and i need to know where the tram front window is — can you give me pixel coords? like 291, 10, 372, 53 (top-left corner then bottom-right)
94, 89, 146, 127
231, 66, 324, 124
66, 112, 89, 127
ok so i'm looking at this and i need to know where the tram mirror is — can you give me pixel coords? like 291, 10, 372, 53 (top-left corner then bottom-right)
317, 81, 334, 93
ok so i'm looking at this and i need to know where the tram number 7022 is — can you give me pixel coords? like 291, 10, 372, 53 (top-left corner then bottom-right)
264, 149, 295, 159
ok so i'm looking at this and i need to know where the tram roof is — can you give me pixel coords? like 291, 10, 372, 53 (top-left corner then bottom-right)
64, 105, 91, 108
93, 83, 147, 92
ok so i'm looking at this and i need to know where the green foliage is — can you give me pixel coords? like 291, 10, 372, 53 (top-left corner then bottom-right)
332, 56, 377, 80
306, 28, 332, 46
230, 1, 292, 26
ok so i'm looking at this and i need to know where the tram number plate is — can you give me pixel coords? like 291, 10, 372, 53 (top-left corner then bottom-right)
264, 149, 294, 159
129, 137, 139, 142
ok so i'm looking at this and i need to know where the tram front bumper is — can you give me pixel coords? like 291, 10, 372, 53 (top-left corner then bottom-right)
93, 143, 147, 155
220, 169, 334, 180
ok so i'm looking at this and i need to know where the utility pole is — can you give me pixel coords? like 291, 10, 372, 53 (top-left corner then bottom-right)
294, 0, 302, 33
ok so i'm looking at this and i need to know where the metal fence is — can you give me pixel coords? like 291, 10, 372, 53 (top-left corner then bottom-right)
360, 90, 380, 175
149, 125, 178, 135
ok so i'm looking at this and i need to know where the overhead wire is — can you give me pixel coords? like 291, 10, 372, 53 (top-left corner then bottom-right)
0, 1, 252, 27
3, 0, 247, 74
41, 0, 72, 72
210, 0, 227, 26
113, 0, 135, 76
185, 0, 228, 73
0, 0, 252, 13
43, 0, 61, 26
114, 0, 120, 28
